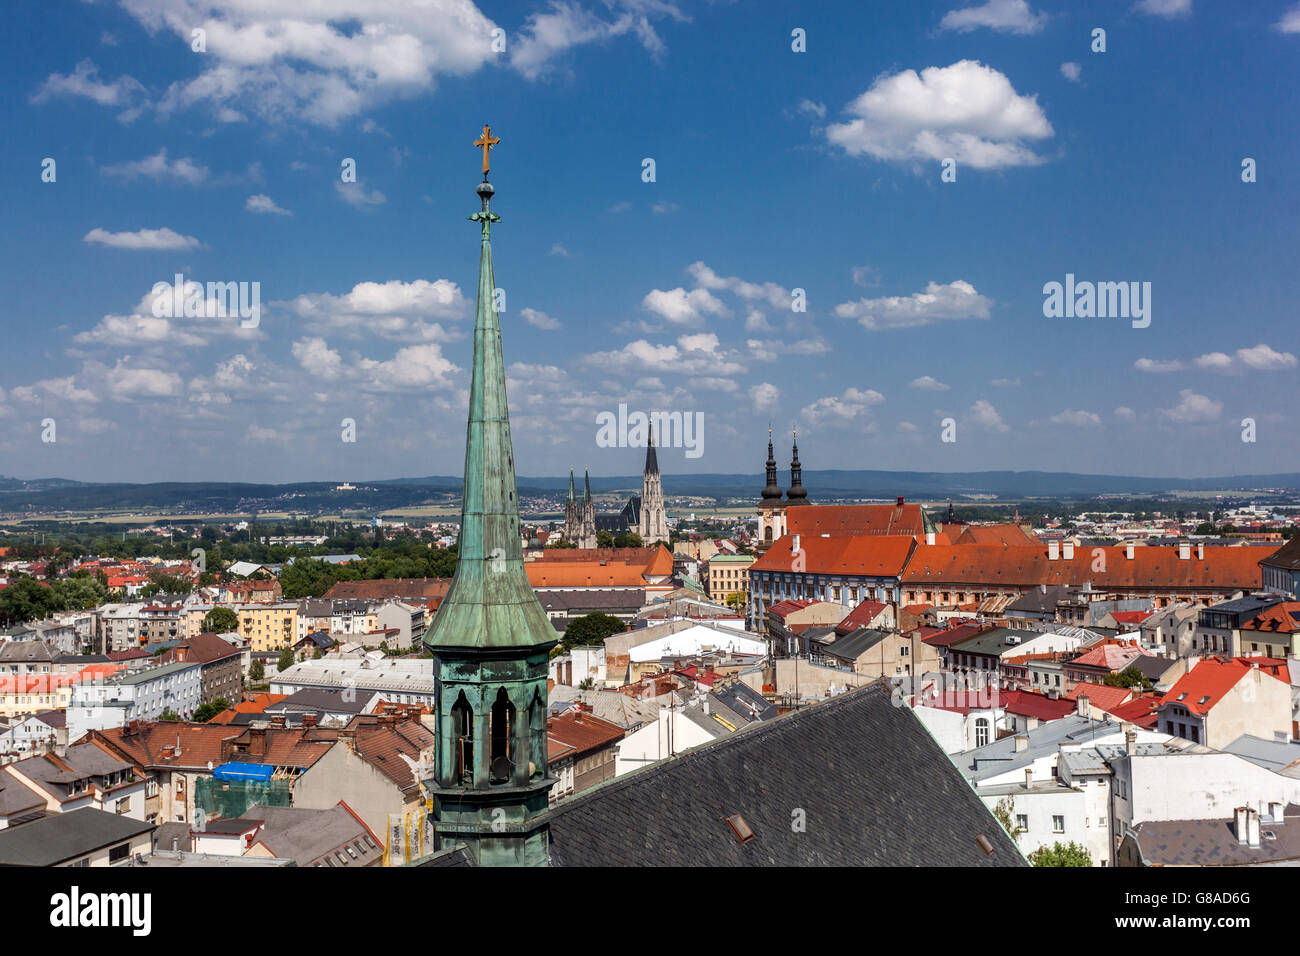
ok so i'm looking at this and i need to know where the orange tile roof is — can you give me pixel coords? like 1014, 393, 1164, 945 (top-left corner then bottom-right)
954, 524, 1036, 547
786, 503, 927, 537
1107, 694, 1164, 729
1068, 642, 1151, 672
901, 543, 1271, 591
835, 600, 888, 635
546, 710, 624, 758
751, 534, 916, 577
1241, 602, 1300, 634
209, 693, 288, 724
1161, 658, 1286, 717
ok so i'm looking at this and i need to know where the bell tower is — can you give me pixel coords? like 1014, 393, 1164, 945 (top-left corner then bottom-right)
424, 127, 557, 866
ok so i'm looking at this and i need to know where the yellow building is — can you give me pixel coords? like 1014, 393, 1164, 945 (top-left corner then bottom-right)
238, 602, 299, 652
702, 554, 755, 604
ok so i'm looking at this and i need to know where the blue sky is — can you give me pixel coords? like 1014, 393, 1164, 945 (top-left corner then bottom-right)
1, 0, 1298, 485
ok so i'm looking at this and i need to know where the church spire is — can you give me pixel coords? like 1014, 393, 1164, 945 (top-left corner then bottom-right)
761, 424, 782, 500
644, 421, 659, 476
786, 426, 808, 504
584, 467, 592, 502
567, 469, 575, 503
424, 128, 555, 867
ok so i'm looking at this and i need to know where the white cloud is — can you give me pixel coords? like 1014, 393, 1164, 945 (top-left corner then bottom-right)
10, 376, 100, 404
826, 60, 1053, 170
1162, 389, 1222, 423
1048, 409, 1101, 427
292, 337, 344, 379
286, 278, 469, 341
746, 337, 831, 362
968, 399, 1009, 432
83, 227, 201, 250
1060, 62, 1082, 83
117, 0, 505, 126
652, 201, 679, 215
687, 262, 794, 312
246, 193, 292, 215
358, 343, 458, 390
104, 362, 183, 401
584, 334, 743, 376
749, 382, 780, 413
1134, 357, 1185, 373
1136, 344, 1296, 374
245, 424, 289, 443
74, 281, 265, 348
549, 243, 573, 257
1277, 4, 1300, 32
1135, 0, 1191, 18
910, 375, 950, 391
31, 59, 144, 108
835, 280, 992, 331
851, 265, 880, 288
743, 308, 774, 333
689, 377, 738, 392
102, 149, 209, 185
802, 387, 885, 425
797, 99, 826, 118
510, 0, 686, 81
1114, 406, 1137, 421
641, 287, 728, 326
336, 182, 387, 207
521, 307, 561, 330
939, 0, 1046, 35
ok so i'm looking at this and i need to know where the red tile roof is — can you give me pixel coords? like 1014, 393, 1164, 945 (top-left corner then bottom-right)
921, 623, 986, 649
750, 534, 916, 577
1106, 694, 1164, 729
1066, 682, 1134, 713
997, 689, 1078, 721
1241, 602, 1300, 634
835, 600, 888, 635
1069, 641, 1152, 672
546, 710, 624, 760
954, 524, 1036, 547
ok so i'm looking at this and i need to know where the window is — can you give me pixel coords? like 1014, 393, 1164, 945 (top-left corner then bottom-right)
1016, 814, 1028, 831
975, 718, 990, 748
1052, 815, 1065, 833
108, 843, 130, 863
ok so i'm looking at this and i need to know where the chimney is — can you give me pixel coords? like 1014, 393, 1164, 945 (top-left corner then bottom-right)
1125, 728, 1136, 756
1048, 541, 1060, 561
1269, 801, 1285, 822
925, 531, 935, 546
1197, 542, 1205, 560
302, 714, 317, 728
791, 534, 801, 556
248, 726, 267, 757
1125, 542, 1135, 560
1062, 541, 1075, 560
1076, 694, 1091, 719
1014, 734, 1029, 752
897, 496, 904, 507
1248, 807, 1261, 848
1235, 806, 1250, 845
1179, 541, 1191, 561
270, 715, 286, 728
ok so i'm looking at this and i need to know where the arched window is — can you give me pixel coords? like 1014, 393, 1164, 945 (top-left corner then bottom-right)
489, 688, 516, 785
764, 526, 773, 543
451, 692, 473, 785
529, 689, 546, 780
975, 717, 990, 748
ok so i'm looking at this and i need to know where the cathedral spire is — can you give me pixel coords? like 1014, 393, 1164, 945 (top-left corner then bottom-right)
567, 469, 575, 503
644, 421, 659, 477
786, 426, 808, 504
584, 467, 592, 502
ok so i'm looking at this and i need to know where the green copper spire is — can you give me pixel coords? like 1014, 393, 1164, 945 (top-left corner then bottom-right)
567, 469, 575, 503
423, 173, 558, 654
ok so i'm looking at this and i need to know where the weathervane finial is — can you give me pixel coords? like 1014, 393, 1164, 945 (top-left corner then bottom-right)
474, 124, 500, 181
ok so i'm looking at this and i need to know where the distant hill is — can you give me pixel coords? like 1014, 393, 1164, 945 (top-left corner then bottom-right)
1, 469, 1297, 515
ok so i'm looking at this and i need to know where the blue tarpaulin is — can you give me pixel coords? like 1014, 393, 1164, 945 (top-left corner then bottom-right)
212, 762, 273, 782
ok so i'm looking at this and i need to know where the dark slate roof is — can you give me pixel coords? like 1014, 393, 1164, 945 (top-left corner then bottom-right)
1130, 655, 1178, 681
545, 681, 1027, 867
821, 627, 891, 662
1127, 805, 1300, 866
1261, 536, 1300, 571
0, 807, 155, 865
265, 687, 375, 715
412, 843, 477, 867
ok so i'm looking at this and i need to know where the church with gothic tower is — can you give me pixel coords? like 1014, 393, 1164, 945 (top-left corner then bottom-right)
562, 425, 668, 548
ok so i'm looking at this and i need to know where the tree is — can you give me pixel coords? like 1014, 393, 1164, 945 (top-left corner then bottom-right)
249, 659, 266, 682
613, 532, 643, 548
725, 591, 746, 610
1103, 665, 1152, 690
51, 574, 109, 611
1028, 841, 1091, 867
596, 530, 615, 548
277, 647, 295, 672
991, 796, 1025, 844
0, 576, 65, 626
202, 607, 240, 634
157, 709, 180, 722
191, 697, 230, 722
561, 612, 626, 650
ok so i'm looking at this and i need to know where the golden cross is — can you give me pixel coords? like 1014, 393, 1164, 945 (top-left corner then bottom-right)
474, 124, 500, 178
